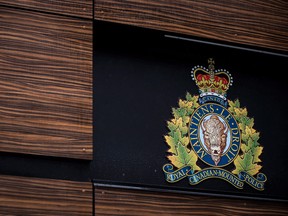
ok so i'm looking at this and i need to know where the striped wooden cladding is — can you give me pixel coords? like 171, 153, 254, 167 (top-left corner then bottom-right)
0, 0, 93, 19
0, 175, 92, 216
94, 186, 288, 216
94, 0, 288, 52
0, 7, 93, 159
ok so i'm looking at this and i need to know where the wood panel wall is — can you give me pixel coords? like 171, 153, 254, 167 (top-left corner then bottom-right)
95, 186, 288, 216
0, 0, 93, 19
0, 1, 288, 215
0, 6, 93, 159
0, 175, 92, 215
94, 0, 288, 52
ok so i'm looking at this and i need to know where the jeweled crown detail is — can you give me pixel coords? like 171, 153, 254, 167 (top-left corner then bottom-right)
191, 58, 233, 99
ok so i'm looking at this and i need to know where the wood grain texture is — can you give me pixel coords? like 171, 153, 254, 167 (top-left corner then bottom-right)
95, 186, 288, 216
0, 0, 92, 19
0, 7, 92, 159
95, 0, 288, 52
0, 175, 92, 216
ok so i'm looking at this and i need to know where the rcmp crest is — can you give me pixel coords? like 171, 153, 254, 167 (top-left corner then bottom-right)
163, 58, 267, 190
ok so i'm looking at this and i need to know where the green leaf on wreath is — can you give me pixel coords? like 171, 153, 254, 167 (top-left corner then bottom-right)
179, 99, 192, 109
165, 93, 201, 171
164, 135, 178, 155
232, 150, 262, 176
185, 92, 198, 102
172, 107, 187, 119
167, 118, 188, 135
172, 108, 191, 124
239, 116, 254, 129
185, 92, 194, 102
253, 146, 263, 163
242, 126, 259, 144
168, 143, 201, 171
247, 137, 259, 149
240, 142, 248, 153
228, 99, 240, 113
230, 100, 263, 176
235, 107, 248, 118
165, 127, 190, 154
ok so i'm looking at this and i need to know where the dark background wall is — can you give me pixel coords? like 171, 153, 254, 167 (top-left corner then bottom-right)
0, 0, 287, 215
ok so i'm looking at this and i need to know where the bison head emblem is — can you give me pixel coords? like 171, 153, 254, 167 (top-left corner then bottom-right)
201, 115, 228, 165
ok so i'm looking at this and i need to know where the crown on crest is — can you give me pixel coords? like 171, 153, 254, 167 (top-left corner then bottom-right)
191, 58, 233, 100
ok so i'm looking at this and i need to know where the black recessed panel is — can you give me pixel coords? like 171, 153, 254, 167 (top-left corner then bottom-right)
92, 21, 288, 202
